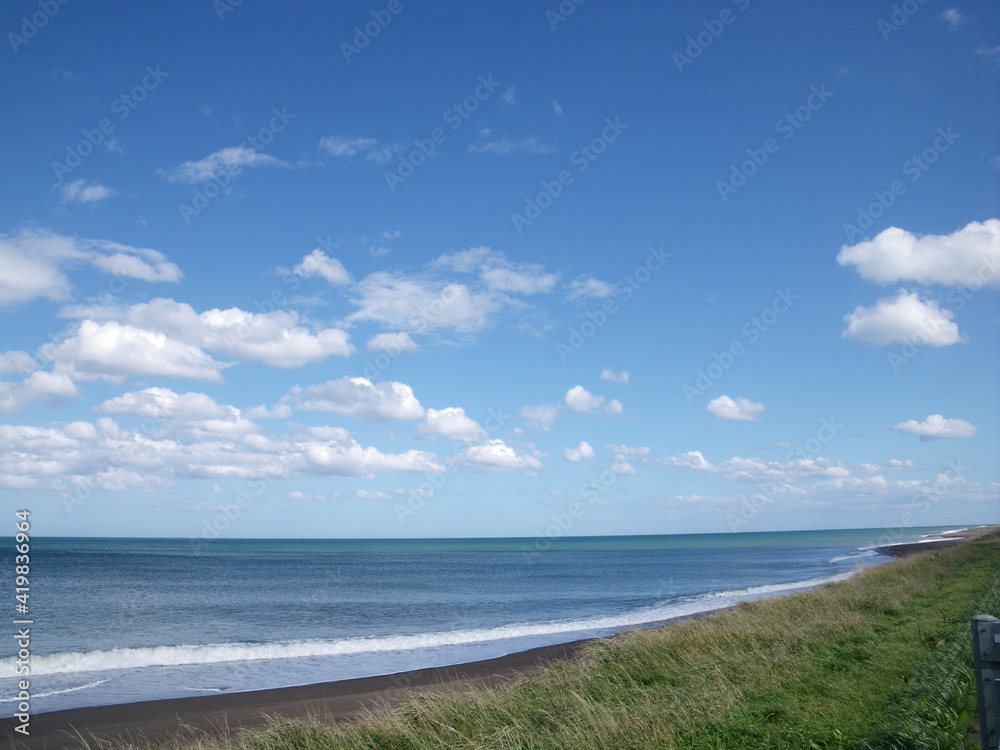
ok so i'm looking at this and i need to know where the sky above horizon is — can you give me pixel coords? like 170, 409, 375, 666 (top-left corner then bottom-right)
1, 0, 998, 540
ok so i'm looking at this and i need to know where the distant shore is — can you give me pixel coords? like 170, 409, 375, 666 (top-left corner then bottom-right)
4, 525, 995, 750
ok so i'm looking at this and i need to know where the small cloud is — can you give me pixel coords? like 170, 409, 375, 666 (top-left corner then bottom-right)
366, 332, 418, 353
502, 86, 517, 105
564, 386, 622, 416
707, 395, 764, 422
319, 136, 397, 165
59, 179, 114, 204
380, 230, 402, 240
105, 138, 124, 154
892, 414, 977, 440
200, 104, 213, 117
520, 404, 560, 432
366, 245, 390, 257
842, 291, 962, 347
552, 100, 564, 117
836, 65, 850, 77
163, 146, 289, 184
468, 136, 554, 155
563, 441, 596, 461
600, 369, 629, 385
280, 249, 351, 285
566, 276, 616, 301
356, 489, 391, 500
940, 8, 965, 30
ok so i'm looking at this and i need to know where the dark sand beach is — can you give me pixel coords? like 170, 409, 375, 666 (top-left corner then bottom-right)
3, 526, 993, 750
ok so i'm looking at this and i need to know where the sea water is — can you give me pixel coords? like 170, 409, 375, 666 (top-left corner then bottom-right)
0, 527, 966, 714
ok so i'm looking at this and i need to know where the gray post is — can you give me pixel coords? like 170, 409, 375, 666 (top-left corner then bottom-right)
971, 615, 1000, 750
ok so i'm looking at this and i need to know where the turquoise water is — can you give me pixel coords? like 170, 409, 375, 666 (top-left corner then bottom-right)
0, 526, 968, 714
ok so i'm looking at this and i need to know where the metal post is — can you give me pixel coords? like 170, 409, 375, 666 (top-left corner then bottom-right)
971, 615, 1000, 750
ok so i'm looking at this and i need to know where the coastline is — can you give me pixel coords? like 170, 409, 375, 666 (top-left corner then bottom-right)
3, 526, 993, 750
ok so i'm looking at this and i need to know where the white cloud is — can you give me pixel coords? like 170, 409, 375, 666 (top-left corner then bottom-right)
381, 230, 403, 240
282, 249, 351, 285
842, 291, 962, 347
481, 264, 560, 294
564, 385, 622, 415
520, 404, 560, 431
0, 371, 81, 413
348, 273, 501, 334
163, 146, 290, 183
119, 298, 354, 367
44, 320, 224, 382
468, 136, 554, 155
566, 276, 616, 301
356, 489, 391, 500
605, 444, 651, 457
836, 220, 1000, 287
563, 441, 596, 461
59, 179, 114, 204
453, 439, 543, 472
289, 377, 424, 421
707, 395, 765, 422
418, 407, 488, 443
432, 246, 498, 273
0, 230, 182, 307
600, 369, 629, 385
100, 387, 259, 438
366, 332, 419, 353
552, 100, 564, 117
0, 351, 37, 376
940, 8, 965, 29
318, 136, 396, 164
892, 414, 977, 440
502, 86, 517, 105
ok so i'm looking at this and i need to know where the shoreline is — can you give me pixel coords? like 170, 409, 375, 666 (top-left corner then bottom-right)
4, 526, 993, 750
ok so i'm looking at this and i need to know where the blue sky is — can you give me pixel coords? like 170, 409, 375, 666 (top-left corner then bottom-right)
1, 0, 997, 540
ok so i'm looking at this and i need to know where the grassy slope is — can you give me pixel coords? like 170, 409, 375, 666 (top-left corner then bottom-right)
147, 532, 1000, 750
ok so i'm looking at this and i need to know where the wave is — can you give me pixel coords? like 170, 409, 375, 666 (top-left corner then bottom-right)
826, 549, 878, 564
930, 528, 967, 536
0, 571, 854, 679
0, 678, 110, 703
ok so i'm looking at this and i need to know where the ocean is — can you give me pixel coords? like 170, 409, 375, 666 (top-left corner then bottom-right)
0, 527, 968, 715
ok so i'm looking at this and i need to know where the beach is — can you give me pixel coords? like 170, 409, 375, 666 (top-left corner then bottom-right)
2, 526, 992, 750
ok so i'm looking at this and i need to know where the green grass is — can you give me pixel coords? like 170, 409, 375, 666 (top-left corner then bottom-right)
126, 531, 1000, 750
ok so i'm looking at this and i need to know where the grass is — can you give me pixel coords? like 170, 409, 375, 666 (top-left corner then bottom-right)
120, 531, 1000, 750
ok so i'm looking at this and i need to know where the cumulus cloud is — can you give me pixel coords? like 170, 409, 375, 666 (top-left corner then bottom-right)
563, 441, 596, 461
520, 404, 560, 432
837, 220, 1000, 287
892, 414, 978, 440
282, 249, 351, 285
0, 351, 38, 376
452, 439, 543, 472
0, 230, 182, 307
348, 273, 501, 334
43, 320, 224, 382
564, 385, 622, 415
289, 377, 424, 421
940, 8, 965, 29
707, 395, 765, 422
59, 179, 115, 204
566, 276, 616, 301
163, 146, 290, 183
366, 332, 419, 353
600, 369, 629, 385
0, 371, 81, 413
418, 407, 488, 443
842, 291, 962, 347
116, 298, 353, 367
480, 264, 560, 294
